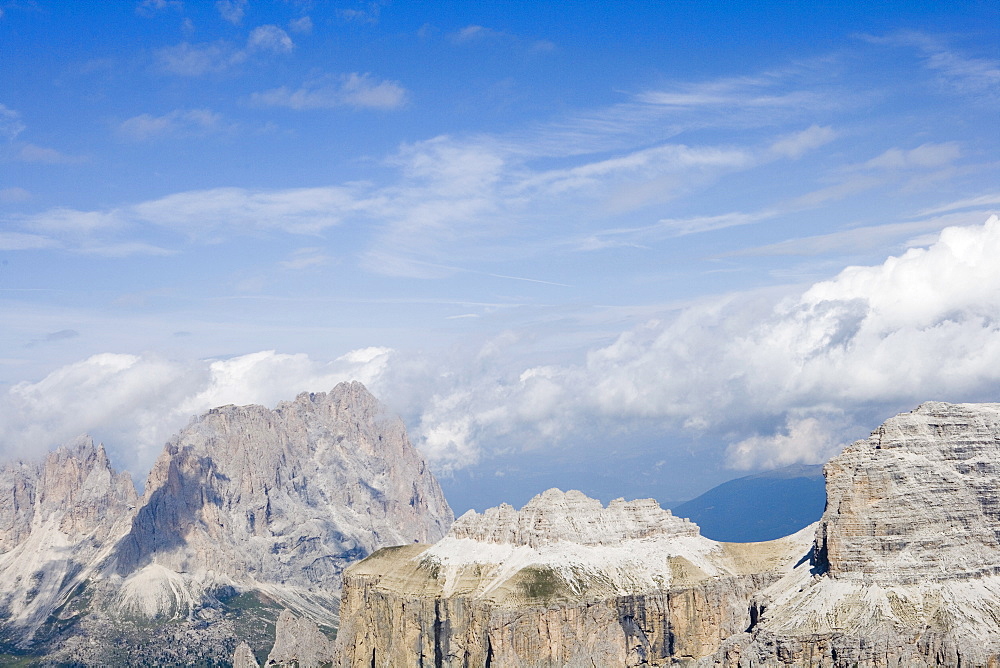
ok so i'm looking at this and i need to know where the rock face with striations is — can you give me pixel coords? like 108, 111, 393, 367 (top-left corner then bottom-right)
336, 488, 812, 666
733, 401, 1000, 666
337, 402, 1000, 667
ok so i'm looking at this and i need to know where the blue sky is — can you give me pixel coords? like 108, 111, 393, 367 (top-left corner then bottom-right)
2, 0, 999, 512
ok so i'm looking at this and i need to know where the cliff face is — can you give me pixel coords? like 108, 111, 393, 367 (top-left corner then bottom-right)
110, 380, 453, 627
0, 381, 453, 665
0, 436, 138, 643
336, 489, 812, 667
337, 402, 1000, 667
735, 402, 1000, 666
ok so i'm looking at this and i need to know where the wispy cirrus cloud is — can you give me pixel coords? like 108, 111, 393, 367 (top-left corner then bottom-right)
0, 103, 25, 141
119, 108, 231, 140
18, 143, 88, 164
155, 25, 294, 75
861, 31, 1000, 98
251, 73, 407, 110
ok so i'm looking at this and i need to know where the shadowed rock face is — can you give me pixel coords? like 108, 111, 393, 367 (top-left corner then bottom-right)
113, 381, 453, 602
0, 381, 454, 665
336, 402, 1000, 667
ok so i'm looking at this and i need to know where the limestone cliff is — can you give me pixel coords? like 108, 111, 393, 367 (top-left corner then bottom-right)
733, 401, 1000, 666
337, 489, 812, 667
336, 402, 1000, 667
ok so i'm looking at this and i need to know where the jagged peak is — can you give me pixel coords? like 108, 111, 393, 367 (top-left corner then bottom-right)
449, 488, 700, 548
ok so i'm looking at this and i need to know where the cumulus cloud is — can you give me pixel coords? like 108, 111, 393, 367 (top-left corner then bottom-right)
0, 348, 394, 478
155, 27, 293, 76
403, 215, 1000, 471
251, 73, 407, 110
247, 25, 293, 53
136, 0, 183, 16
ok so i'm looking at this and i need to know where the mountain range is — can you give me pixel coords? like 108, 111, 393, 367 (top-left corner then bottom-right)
0, 381, 452, 665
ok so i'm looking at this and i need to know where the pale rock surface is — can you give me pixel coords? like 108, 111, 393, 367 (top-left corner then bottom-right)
0, 381, 453, 665
111, 380, 453, 624
337, 488, 812, 667
733, 401, 1000, 666
0, 436, 137, 644
337, 402, 1000, 667
266, 608, 337, 667
233, 641, 261, 668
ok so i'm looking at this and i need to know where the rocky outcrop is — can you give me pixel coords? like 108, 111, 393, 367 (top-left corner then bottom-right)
337, 402, 1000, 667
0, 436, 137, 644
0, 381, 453, 665
337, 489, 812, 667
266, 608, 337, 667
109, 380, 453, 627
735, 401, 1000, 666
233, 641, 261, 668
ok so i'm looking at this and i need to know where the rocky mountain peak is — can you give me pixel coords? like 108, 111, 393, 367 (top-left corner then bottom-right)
815, 401, 1000, 581
112, 380, 452, 619
449, 487, 700, 548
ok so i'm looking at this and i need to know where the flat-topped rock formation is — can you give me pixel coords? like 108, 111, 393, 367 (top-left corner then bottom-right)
337, 489, 813, 666
337, 402, 1000, 667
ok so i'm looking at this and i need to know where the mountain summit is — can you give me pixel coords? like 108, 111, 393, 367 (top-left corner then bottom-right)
0, 381, 453, 665
337, 401, 1000, 666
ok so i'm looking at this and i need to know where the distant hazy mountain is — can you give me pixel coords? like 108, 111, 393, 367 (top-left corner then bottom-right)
670, 463, 826, 542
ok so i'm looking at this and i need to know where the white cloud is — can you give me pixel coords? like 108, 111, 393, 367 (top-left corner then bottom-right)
251, 73, 407, 110
726, 415, 845, 469
0, 187, 30, 202
18, 143, 87, 164
0, 348, 394, 478
155, 42, 243, 75
288, 15, 312, 33
0, 231, 54, 250
136, 0, 183, 16
769, 124, 836, 159
130, 185, 364, 236
281, 246, 331, 269
216, 0, 247, 24
119, 108, 228, 140
863, 142, 961, 170
155, 28, 292, 76
247, 25, 293, 53
402, 215, 1000, 471
0, 103, 25, 141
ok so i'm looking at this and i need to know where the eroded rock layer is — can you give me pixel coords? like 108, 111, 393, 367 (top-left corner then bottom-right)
337, 402, 1000, 667
337, 489, 812, 667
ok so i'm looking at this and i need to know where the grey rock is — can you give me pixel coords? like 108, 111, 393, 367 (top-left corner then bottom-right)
233, 640, 261, 668
336, 403, 1000, 667
0, 381, 453, 665
266, 608, 336, 667
0, 436, 137, 645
